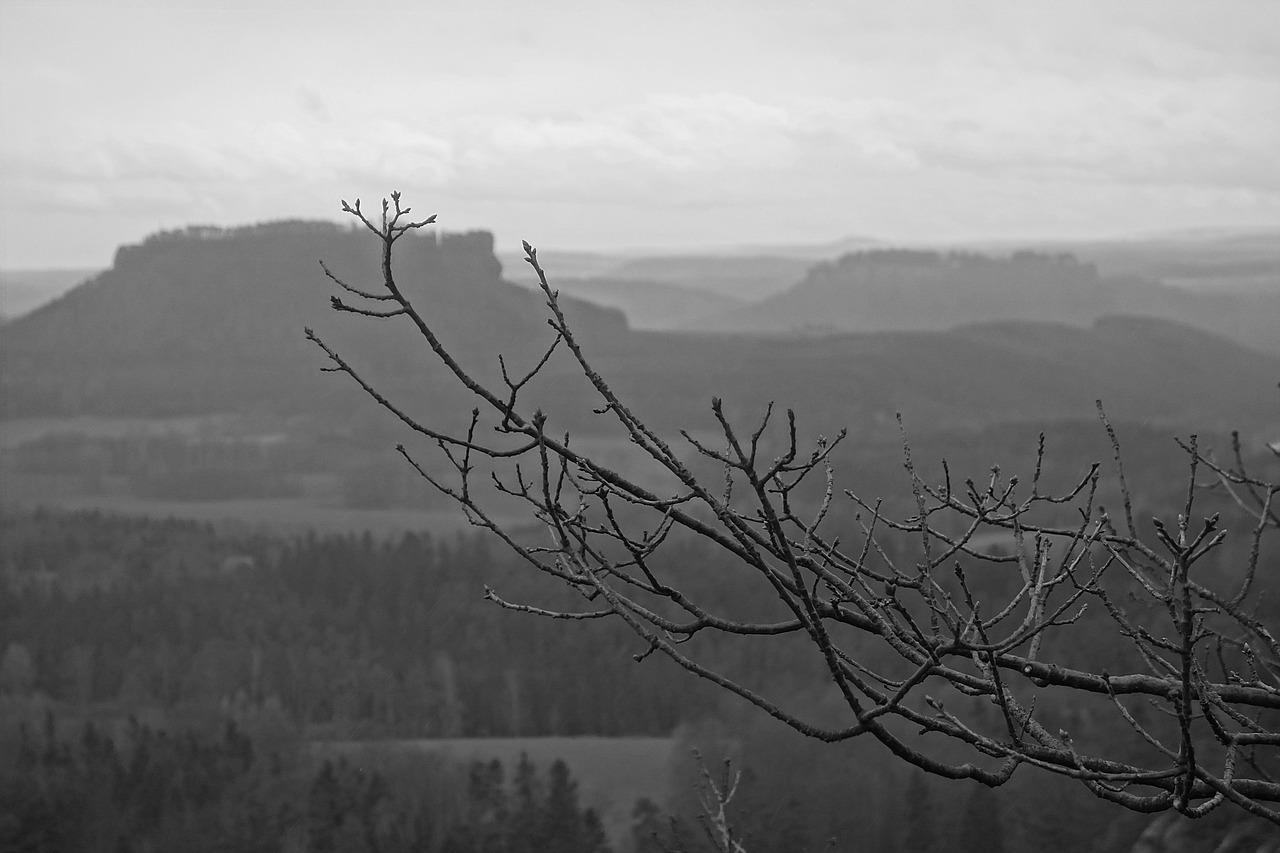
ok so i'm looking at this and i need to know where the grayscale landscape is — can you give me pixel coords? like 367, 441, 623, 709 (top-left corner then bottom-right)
1, 3, 1278, 852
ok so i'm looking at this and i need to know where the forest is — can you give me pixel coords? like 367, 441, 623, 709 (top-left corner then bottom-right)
2, 476, 1275, 850
2, 705, 615, 853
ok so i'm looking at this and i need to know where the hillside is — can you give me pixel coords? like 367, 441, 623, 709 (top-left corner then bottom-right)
587, 317, 1280, 438
0, 268, 100, 324
694, 249, 1280, 354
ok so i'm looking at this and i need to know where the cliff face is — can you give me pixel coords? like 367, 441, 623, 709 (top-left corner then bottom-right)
0, 222, 626, 419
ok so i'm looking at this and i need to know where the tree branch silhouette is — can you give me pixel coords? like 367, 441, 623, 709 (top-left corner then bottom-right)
308, 192, 1280, 826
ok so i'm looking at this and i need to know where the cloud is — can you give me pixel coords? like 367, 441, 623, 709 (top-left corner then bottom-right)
8, 50, 1278, 230
775, 66, 1280, 196
3, 0, 1278, 265
3, 114, 459, 221
456, 93, 798, 173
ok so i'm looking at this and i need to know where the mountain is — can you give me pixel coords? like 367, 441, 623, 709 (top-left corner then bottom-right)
2, 223, 1276, 439
0, 222, 626, 421
693, 249, 1280, 355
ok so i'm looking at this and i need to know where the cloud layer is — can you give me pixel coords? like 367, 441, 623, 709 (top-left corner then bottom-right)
2, 1, 1277, 266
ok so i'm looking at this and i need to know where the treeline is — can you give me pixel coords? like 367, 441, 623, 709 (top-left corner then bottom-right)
2, 496, 1277, 851
2, 457, 1269, 741
0, 710, 613, 853
1, 712, 260, 852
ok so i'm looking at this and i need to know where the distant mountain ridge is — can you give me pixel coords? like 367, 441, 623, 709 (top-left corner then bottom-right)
594, 316, 1280, 437
693, 248, 1280, 354
2, 221, 1276, 437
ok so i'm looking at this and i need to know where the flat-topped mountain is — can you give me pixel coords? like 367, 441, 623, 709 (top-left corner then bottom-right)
0, 221, 625, 420
694, 249, 1280, 354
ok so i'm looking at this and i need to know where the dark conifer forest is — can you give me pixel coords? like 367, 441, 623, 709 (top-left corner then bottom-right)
2, 493, 1276, 850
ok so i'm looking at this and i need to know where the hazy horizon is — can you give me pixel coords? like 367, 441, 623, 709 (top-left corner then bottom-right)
3, 219, 1279, 276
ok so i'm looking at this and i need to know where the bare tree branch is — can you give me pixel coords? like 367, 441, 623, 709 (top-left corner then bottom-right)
310, 193, 1280, 826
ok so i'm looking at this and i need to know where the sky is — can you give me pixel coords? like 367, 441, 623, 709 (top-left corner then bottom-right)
1, 0, 1278, 268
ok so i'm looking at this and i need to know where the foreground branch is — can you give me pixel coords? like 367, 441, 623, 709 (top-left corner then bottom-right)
310, 193, 1280, 826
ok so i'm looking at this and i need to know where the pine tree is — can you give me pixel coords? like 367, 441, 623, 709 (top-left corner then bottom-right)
508, 752, 542, 853
306, 760, 341, 853
540, 759, 585, 852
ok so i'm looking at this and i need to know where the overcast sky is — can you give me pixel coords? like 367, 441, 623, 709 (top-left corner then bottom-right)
1, 0, 1278, 268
